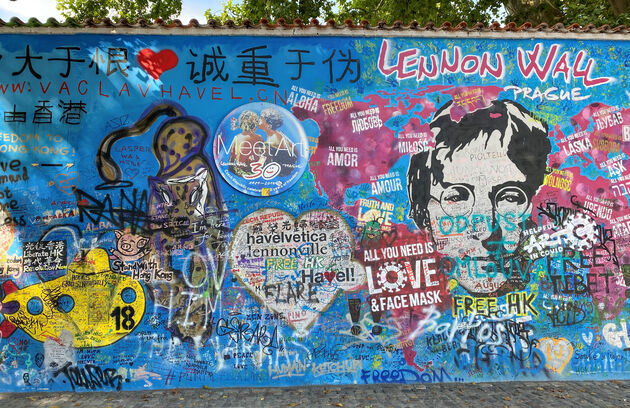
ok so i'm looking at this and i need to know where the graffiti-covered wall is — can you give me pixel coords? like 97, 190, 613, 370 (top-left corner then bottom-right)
0, 27, 629, 391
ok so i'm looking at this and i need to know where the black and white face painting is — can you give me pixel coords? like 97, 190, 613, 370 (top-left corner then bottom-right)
408, 100, 551, 296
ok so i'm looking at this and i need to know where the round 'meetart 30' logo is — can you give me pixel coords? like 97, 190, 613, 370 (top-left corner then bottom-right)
213, 102, 309, 196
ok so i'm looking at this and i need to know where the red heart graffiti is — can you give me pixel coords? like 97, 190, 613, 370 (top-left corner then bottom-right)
137, 49, 178, 80
324, 271, 336, 283
381, 229, 398, 247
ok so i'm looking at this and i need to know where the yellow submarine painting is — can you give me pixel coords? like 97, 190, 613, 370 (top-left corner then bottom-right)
0, 248, 145, 348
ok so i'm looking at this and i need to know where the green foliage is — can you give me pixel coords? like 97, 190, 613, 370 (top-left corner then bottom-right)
205, 0, 630, 26
504, 0, 630, 26
334, 0, 502, 25
56, 0, 183, 22
204, 0, 336, 22
54, 0, 630, 26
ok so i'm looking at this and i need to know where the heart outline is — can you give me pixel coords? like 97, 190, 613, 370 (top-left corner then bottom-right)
54, 172, 79, 195
125, 167, 140, 180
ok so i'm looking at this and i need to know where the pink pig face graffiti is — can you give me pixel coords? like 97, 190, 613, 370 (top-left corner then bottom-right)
408, 100, 551, 296
112, 229, 150, 262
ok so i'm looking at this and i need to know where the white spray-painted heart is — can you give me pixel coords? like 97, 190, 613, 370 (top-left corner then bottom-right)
581, 330, 594, 346
229, 208, 365, 334
537, 337, 574, 373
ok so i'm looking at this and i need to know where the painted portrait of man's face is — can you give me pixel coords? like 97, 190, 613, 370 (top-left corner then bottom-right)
408, 100, 551, 296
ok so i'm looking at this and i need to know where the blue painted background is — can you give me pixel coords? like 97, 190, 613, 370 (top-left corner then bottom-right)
0, 33, 628, 391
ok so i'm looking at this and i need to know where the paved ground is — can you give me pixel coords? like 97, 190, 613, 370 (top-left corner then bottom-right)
2, 380, 629, 407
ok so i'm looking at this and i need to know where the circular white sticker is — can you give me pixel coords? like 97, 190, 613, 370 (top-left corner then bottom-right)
213, 102, 309, 196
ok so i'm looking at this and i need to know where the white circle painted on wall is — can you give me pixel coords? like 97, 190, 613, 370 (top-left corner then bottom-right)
213, 102, 309, 196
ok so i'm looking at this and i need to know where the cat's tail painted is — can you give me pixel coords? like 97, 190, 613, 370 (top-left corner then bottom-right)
96, 103, 183, 184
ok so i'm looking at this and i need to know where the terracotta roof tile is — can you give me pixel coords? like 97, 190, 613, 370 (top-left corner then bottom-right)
0, 17, 626, 33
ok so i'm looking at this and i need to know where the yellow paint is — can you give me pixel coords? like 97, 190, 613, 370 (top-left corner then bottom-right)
2, 248, 145, 348
448, 279, 458, 292
371, 354, 382, 370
